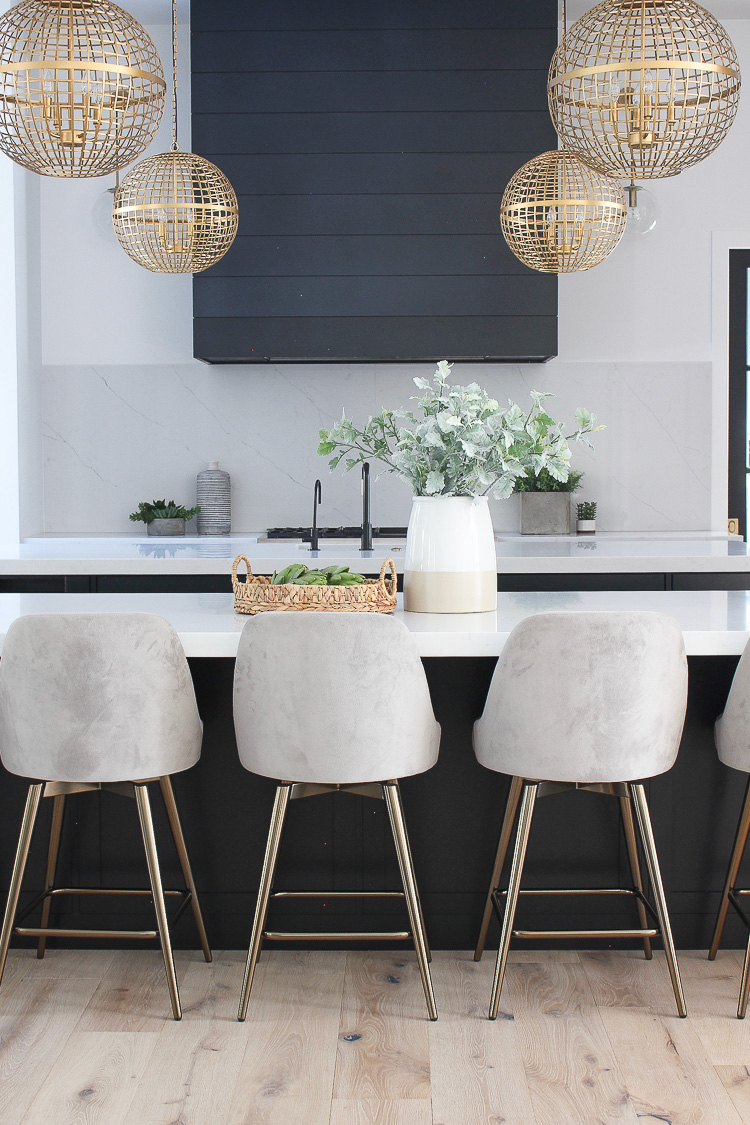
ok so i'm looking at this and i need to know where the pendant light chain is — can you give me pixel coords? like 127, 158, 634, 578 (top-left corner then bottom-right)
171, 0, 179, 151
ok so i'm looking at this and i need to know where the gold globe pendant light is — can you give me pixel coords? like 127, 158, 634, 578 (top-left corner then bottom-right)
501, 149, 627, 273
112, 0, 238, 274
548, 0, 741, 180
0, 0, 165, 177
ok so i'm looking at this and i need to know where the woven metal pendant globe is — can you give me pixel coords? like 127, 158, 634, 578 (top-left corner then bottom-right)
0, 0, 165, 177
112, 150, 239, 273
548, 0, 741, 180
500, 150, 627, 273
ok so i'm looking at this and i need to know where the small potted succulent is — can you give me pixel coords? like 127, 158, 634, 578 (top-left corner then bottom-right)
576, 500, 597, 534
514, 467, 583, 535
129, 499, 201, 537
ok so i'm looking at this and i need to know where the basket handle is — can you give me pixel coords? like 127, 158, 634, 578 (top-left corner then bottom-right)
232, 554, 253, 584
379, 557, 397, 598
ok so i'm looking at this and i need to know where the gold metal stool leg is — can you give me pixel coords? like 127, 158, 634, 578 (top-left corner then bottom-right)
474, 775, 523, 962
383, 781, 437, 1021
489, 782, 537, 1021
393, 786, 431, 964
630, 783, 687, 1018
709, 777, 750, 962
158, 776, 212, 963
0, 784, 43, 987
134, 783, 181, 1021
36, 794, 66, 960
619, 792, 653, 960
738, 933, 750, 1019
238, 784, 291, 1022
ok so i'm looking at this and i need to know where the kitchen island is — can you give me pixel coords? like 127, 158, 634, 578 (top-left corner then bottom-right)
0, 588, 747, 954
0, 532, 748, 595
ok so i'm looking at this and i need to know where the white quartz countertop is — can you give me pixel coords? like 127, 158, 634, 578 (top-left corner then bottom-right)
0, 533, 748, 576
0, 590, 748, 657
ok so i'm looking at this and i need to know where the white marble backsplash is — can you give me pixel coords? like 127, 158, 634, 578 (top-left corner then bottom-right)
41, 360, 712, 535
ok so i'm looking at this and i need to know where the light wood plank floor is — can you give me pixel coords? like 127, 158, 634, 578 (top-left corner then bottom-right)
1, 947, 748, 1124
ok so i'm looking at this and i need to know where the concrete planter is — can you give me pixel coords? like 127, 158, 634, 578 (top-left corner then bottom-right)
147, 518, 186, 536
520, 492, 571, 535
576, 519, 596, 534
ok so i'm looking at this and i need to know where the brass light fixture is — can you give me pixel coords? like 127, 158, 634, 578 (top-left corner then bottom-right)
548, 0, 741, 180
112, 0, 238, 273
0, 0, 165, 177
501, 149, 627, 273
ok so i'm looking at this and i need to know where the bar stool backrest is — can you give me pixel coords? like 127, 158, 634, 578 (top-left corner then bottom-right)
0, 613, 203, 783
233, 612, 440, 784
474, 611, 687, 784
716, 638, 750, 772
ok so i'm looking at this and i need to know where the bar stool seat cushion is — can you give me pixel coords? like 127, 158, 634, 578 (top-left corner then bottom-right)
474, 611, 687, 784
233, 612, 440, 785
0, 613, 203, 783
716, 639, 750, 773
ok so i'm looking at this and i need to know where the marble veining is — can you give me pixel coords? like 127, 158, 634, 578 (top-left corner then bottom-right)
41, 360, 712, 536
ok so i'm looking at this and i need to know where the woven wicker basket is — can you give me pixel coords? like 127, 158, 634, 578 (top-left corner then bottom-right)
232, 555, 397, 615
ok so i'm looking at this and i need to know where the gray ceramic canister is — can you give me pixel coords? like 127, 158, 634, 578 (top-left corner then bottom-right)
196, 461, 231, 535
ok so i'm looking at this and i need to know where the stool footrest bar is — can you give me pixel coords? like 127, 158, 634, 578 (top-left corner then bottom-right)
15, 926, 160, 939
498, 887, 642, 897
16, 885, 186, 923
512, 927, 659, 940
263, 930, 411, 942
270, 890, 404, 900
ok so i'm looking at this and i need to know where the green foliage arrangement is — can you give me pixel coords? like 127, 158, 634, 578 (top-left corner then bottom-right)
271, 563, 365, 587
577, 501, 598, 520
129, 499, 201, 524
318, 361, 602, 500
514, 468, 584, 494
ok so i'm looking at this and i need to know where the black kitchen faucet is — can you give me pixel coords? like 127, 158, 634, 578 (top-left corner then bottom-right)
361, 462, 372, 551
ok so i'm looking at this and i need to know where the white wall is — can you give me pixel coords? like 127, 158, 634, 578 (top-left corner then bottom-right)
26, 16, 750, 535
0, 157, 20, 544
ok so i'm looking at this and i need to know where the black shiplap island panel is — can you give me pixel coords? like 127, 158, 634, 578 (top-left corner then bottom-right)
191, 1, 558, 364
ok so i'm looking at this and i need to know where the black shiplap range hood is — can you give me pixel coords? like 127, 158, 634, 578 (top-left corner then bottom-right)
191, 0, 558, 364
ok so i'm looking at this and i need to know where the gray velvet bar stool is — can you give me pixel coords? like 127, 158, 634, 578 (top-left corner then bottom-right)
0, 613, 211, 1021
233, 611, 440, 1022
709, 639, 750, 1016
472, 611, 689, 1021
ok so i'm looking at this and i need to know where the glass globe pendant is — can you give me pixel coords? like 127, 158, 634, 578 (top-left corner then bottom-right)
548, 0, 741, 180
500, 149, 627, 273
112, 0, 238, 273
623, 180, 659, 237
0, 0, 165, 177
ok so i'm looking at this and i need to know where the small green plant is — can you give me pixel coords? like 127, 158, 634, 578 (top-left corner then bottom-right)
577, 501, 597, 520
514, 468, 584, 494
271, 564, 365, 586
129, 499, 201, 524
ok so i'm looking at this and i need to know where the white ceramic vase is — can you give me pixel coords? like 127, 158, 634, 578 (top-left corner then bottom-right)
403, 496, 496, 613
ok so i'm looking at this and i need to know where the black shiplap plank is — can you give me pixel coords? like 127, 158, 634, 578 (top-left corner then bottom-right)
192, 111, 554, 156
193, 315, 558, 363
192, 1, 556, 32
194, 274, 556, 318
208, 234, 529, 277
210, 153, 548, 195
191, 29, 557, 73
235, 193, 506, 237
191, 70, 551, 115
